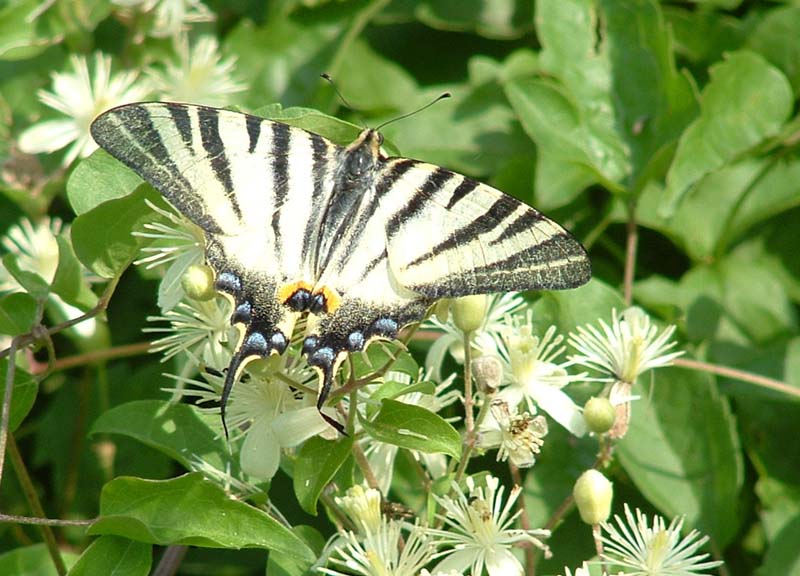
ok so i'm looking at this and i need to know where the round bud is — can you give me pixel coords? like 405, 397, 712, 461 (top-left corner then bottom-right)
573, 469, 613, 525
181, 264, 216, 301
583, 397, 616, 434
472, 355, 504, 392
452, 294, 488, 334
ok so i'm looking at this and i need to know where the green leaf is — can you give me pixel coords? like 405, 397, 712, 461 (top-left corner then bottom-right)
531, 279, 626, 335
336, 37, 419, 112
760, 515, 800, 576
599, 0, 698, 190
51, 234, 96, 310
67, 150, 144, 215
359, 399, 461, 459
71, 186, 162, 279
267, 525, 325, 576
747, 6, 800, 95
662, 51, 793, 215
0, 544, 78, 576
293, 435, 353, 515
227, 1, 372, 108
66, 536, 151, 576
255, 104, 362, 146
91, 400, 230, 472
0, 0, 58, 60
90, 473, 315, 565
0, 359, 38, 432
0, 292, 38, 336
413, 0, 534, 40
381, 79, 535, 177
348, 344, 419, 381
618, 368, 743, 546
1, 253, 50, 299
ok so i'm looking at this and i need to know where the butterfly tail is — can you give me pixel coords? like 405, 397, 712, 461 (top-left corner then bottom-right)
315, 364, 346, 435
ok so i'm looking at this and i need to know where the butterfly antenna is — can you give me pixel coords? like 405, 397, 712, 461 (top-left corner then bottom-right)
320, 73, 365, 122
375, 92, 451, 132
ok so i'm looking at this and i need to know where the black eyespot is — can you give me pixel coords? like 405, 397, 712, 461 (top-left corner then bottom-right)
302, 335, 319, 355
347, 331, 365, 351
243, 331, 268, 356
270, 331, 288, 354
309, 347, 335, 369
215, 271, 242, 295
369, 318, 398, 339
232, 301, 252, 324
287, 288, 311, 311
310, 292, 326, 314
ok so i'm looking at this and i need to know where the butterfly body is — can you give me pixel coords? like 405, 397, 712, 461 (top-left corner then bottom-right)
91, 102, 591, 433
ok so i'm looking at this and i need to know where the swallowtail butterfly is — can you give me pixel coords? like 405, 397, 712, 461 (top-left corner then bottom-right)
90, 102, 591, 434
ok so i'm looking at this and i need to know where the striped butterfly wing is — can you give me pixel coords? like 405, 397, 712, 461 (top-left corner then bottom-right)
304, 146, 591, 397
91, 102, 345, 431
378, 160, 591, 298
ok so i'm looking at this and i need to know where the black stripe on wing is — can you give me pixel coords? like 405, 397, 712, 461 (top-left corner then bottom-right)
90, 103, 225, 234
488, 208, 546, 247
385, 167, 454, 237
198, 106, 241, 220
271, 122, 291, 243
403, 195, 519, 269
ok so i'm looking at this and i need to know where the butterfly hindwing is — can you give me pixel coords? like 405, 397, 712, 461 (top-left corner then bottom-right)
377, 160, 591, 298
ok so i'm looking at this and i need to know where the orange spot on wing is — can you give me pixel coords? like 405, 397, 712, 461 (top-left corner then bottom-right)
318, 286, 341, 314
278, 280, 313, 305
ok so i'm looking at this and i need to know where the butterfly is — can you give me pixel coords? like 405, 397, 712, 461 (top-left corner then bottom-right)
90, 102, 591, 434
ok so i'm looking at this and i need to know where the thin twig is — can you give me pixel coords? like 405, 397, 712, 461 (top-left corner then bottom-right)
7, 434, 68, 576
674, 357, 799, 398
623, 200, 638, 306
0, 513, 93, 526
0, 336, 19, 490
152, 545, 188, 576
0, 275, 121, 360
351, 440, 380, 491
510, 463, 535, 576
30, 341, 152, 374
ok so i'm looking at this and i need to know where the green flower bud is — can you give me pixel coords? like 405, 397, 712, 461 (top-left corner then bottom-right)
181, 264, 216, 301
584, 396, 617, 434
573, 469, 613, 525
452, 294, 488, 333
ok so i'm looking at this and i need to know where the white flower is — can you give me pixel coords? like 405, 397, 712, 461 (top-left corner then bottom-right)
112, 0, 214, 38
320, 519, 435, 576
0, 217, 97, 338
562, 562, 591, 576
429, 475, 549, 576
173, 355, 331, 480
478, 399, 547, 468
19, 53, 150, 166
225, 359, 332, 479
498, 322, 587, 437
600, 504, 724, 575
133, 199, 205, 311
144, 297, 233, 365
148, 35, 247, 106
568, 308, 683, 385
336, 485, 383, 535
424, 292, 527, 381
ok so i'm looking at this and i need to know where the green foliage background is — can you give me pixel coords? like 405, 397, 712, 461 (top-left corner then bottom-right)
1, 0, 799, 575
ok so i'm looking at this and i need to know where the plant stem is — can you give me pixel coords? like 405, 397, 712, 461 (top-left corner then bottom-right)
8, 434, 67, 576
